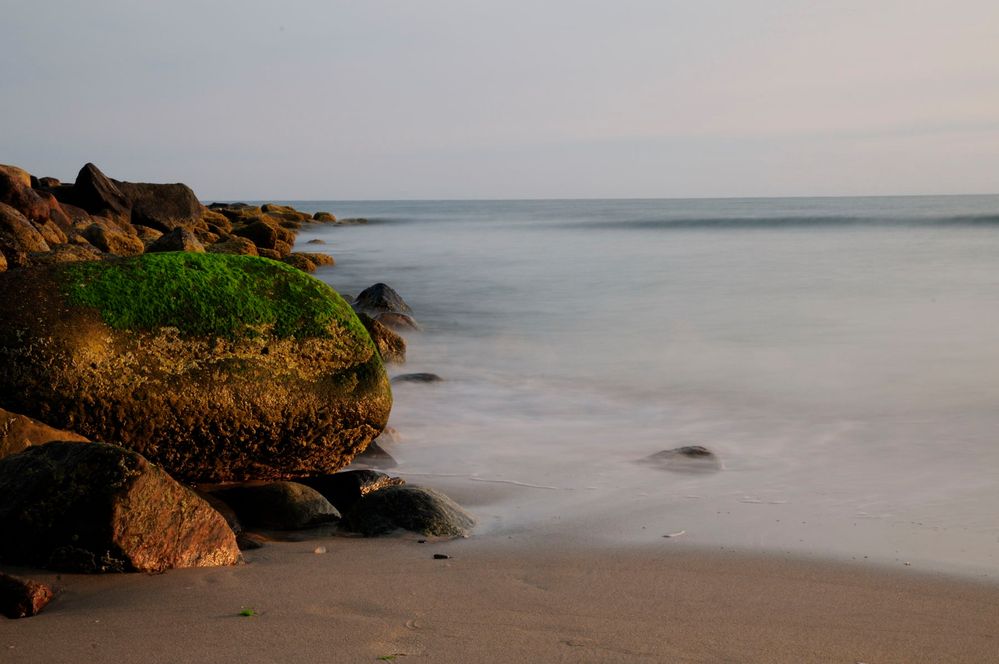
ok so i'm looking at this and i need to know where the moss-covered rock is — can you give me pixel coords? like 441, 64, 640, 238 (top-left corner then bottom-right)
0, 442, 240, 572
0, 252, 392, 482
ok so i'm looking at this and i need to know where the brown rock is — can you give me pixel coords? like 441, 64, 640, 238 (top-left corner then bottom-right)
0, 442, 241, 572
295, 251, 334, 267
207, 236, 258, 256
0, 406, 88, 460
261, 203, 312, 223
32, 218, 68, 246
147, 227, 206, 254
0, 251, 6, 272
0, 202, 50, 256
233, 219, 278, 249
298, 470, 405, 512
133, 225, 164, 244
82, 219, 144, 256
37, 176, 60, 188
64, 163, 131, 223
114, 180, 206, 232
283, 253, 317, 273
0, 165, 50, 223
201, 209, 233, 234
313, 211, 336, 222
30, 243, 103, 265
358, 312, 406, 364
209, 481, 340, 530
0, 573, 54, 618
374, 312, 421, 332
257, 247, 282, 260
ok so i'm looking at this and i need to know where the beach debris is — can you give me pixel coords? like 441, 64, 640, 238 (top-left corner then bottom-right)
662, 530, 686, 538
638, 446, 722, 473
433, 554, 450, 560
238, 608, 257, 617
0, 573, 54, 619
343, 485, 476, 538
208, 482, 340, 531
0, 442, 240, 573
391, 372, 443, 385
298, 469, 405, 512
313, 546, 328, 555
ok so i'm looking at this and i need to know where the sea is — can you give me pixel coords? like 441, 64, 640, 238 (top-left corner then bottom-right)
276, 195, 999, 577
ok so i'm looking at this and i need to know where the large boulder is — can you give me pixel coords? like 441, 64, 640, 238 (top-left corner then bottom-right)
0, 406, 88, 460
81, 219, 144, 256
0, 165, 51, 223
353, 282, 413, 316
0, 442, 240, 572
61, 163, 131, 223
146, 227, 205, 253
208, 481, 339, 530
0, 252, 392, 482
0, 202, 50, 259
113, 179, 205, 232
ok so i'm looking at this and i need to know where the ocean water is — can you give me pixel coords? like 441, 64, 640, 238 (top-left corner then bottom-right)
283, 196, 999, 575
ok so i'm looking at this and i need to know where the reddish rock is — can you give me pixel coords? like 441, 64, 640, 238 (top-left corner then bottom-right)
295, 251, 334, 267
0, 442, 241, 573
0, 406, 88, 460
146, 227, 205, 253
283, 253, 317, 273
82, 219, 144, 256
0, 165, 50, 223
0, 573, 54, 618
32, 218, 68, 246
0, 202, 50, 256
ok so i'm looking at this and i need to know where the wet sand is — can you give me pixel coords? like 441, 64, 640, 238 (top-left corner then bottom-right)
4, 535, 998, 663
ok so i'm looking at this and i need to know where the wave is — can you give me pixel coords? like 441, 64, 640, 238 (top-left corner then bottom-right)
564, 213, 999, 230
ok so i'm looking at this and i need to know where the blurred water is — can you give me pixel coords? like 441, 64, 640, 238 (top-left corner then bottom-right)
281, 196, 999, 574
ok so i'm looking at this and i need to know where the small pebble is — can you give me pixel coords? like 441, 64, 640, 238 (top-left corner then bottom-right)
433, 554, 450, 560
314, 546, 327, 555
417, 539, 427, 544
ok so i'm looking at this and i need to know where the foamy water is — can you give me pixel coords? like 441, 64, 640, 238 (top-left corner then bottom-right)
282, 196, 999, 576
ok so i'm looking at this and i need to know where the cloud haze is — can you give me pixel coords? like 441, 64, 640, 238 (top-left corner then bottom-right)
2, 0, 997, 199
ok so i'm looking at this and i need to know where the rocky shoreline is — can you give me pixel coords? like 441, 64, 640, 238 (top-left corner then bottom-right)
0, 163, 473, 619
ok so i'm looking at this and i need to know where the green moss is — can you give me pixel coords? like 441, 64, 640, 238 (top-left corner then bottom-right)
62, 252, 366, 340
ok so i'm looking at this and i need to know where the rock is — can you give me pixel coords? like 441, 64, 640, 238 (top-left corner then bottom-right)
353, 282, 413, 316
201, 209, 233, 234
193, 489, 243, 535
392, 373, 443, 384
283, 253, 317, 273
82, 219, 144, 256
0, 442, 240, 572
207, 236, 258, 256
0, 406, 88, 460
639, 446, 721, 473
374, 312, 421, 332
133, 225, 164, 244
433, 553, 450, 560
0, 251, 6, 272
30, 243, 103, 265
338, 218, 368, 225
236, 532, 265, 550
113, 180, 205, 232
146, 227, 206, 253
0, 202, 50, 256
65, 163, 131, 223
358, 313, 406, 364
306, 238, 326, 244
0, 166, 51, 223
261, 203, 312, 223
232, 219, 278, 249
352, 440, 398, 469
312, 211, 336, 222
37, 176, 60, 188
343, 486, 475, 538
257, 247, 282, 260
295, 251, 334, 267
273, 239, 293, 257
32, 218, 68, 246
209, 481, 339, 530
298, 470, 405, 512
0, 253, 392, 482
0, 573, 54, 618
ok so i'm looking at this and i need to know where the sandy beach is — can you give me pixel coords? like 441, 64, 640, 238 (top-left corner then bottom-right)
4, 534, 998, 663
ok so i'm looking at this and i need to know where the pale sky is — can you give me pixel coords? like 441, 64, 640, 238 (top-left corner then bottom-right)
2, 1, 998, 199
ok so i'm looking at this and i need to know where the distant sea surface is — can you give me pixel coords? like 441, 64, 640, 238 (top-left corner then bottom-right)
271, 196, 999, 575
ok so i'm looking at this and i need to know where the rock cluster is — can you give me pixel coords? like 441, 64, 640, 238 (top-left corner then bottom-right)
0, 162, 338, 273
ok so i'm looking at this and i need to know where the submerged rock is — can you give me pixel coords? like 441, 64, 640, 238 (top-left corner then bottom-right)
209, 482, 340, 530
0, 252, 392, 482
353, 282, 413, 316
358, 313, 406, 364
639, 446, 721, 473
392, 372, 443, 384
343, 486, 475, 538
351, 440, 398, 469
0, 442, 240, 572
0, 573, 54, 619
374, 312, 421, 332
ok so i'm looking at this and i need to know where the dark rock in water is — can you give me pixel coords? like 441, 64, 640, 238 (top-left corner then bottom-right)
392, 372, 443, 384
639, 446, 721, 473
344, 485, 475, 538
353, 282, 413, 316
352, 440, 398, 469
374, 312, 421, 332
0, 406, 89, 460
312, 211, 336, 222
209, 481, 340, 530
113, 179, 205, 233
0, 252, 392, 482
298, 469, 405, 512
0, 442, 240, 572
307, 238, 327, 244
0, 573, 54, 618
358, 313, 406, 364
146, 227, 205, 253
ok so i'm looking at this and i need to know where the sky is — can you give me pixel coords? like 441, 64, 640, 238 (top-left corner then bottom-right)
2, 0, 998, 200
